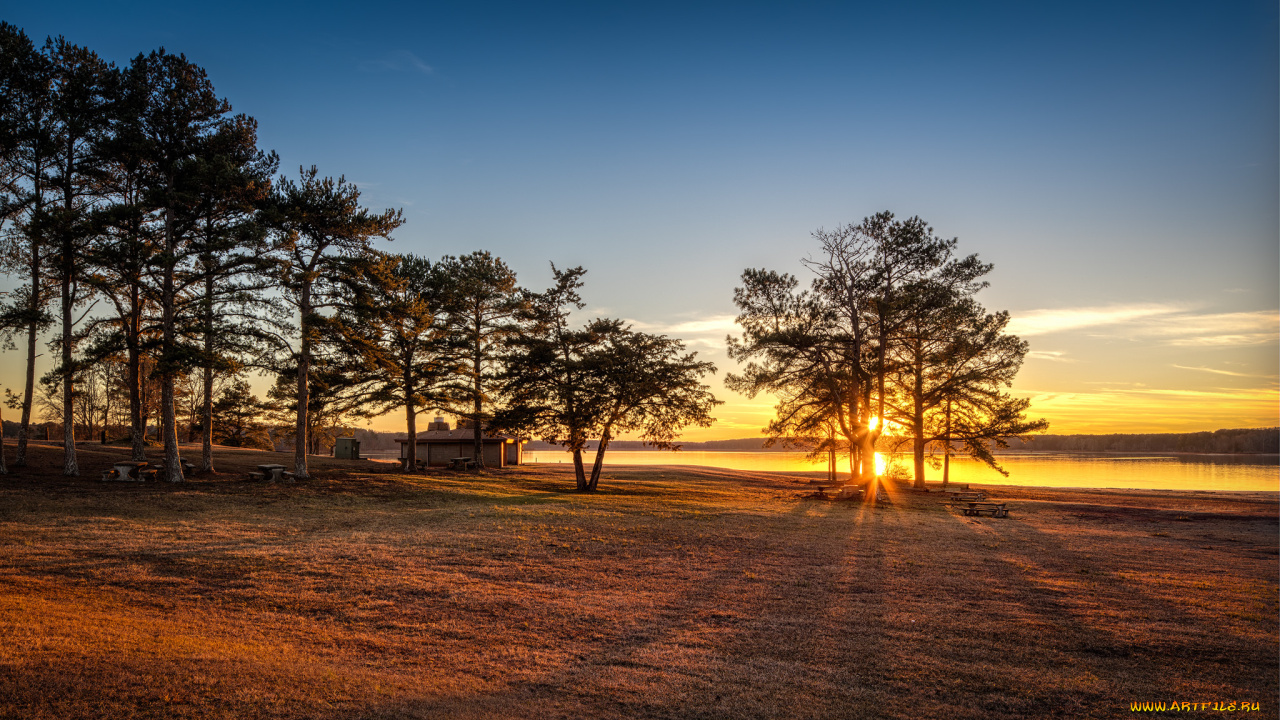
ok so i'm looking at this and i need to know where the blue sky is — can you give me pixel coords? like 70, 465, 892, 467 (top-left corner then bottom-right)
4, 1, 1277, 436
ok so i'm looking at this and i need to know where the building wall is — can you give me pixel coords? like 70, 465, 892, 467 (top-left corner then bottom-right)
399, 440, 521, 467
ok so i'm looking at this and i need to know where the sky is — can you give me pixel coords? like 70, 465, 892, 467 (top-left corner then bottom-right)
2, 1, 1277, 440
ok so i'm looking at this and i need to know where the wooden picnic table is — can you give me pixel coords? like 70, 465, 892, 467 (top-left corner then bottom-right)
963, 501, 1008, 518
448, 457, 477, 470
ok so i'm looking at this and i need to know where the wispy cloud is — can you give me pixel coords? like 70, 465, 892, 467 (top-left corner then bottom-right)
625, 314, 737, 336
1008, 303, 1184, 336
618, 313, 741, 351
359, 50, 434, 75
1145, 311, 1277, 346
1009, 304, 1278, 347
1027, 350, 1073, 362
1171, 364, 1276, 379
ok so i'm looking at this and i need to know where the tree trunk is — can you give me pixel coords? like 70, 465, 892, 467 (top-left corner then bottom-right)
0, 402, 7, 475
404, 383, 417, 471
158, 207, 181, 479
572, 447, 587, 490
160, 201, 183, 482
587, 426, 611, 491
911, 348, 925, 489
128, 331, 145, 461
61, 288, 79, 476
128, 234, 147, 462
858, 426, 878, 502
294, 280, 312, 479
201, 273, 215, 473
59, 150, 79, 477
15, 236, 39, 468
942, 400, 951, 489
471, 312, 484, 469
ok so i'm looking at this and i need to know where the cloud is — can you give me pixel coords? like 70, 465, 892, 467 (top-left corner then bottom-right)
1009, 304, 1278, 347
1007, 303, 1184, 336
1145, 311, 1277, 346
623, 313, 738, 338
1027, 350, 1073, 362
1171, 364, 1273, 378
359, 50, 434, 75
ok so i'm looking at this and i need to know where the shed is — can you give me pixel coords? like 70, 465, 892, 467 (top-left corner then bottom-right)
334, 437, 361, 459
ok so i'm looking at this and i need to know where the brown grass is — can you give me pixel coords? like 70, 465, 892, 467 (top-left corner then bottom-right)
0, 442, 1275, 719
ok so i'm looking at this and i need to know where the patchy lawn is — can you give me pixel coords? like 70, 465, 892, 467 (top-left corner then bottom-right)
0, 442, 1275, 719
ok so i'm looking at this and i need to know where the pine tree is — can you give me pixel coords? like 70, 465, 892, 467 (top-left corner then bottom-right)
271, 167, 402, 478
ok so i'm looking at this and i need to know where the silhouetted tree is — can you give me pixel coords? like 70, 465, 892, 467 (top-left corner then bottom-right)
436, 251, 522, 469
731, 212, 1044, 500
581, 323, 719, 491
184, 114, 278, 472
497, 264, 599, 486
133, 48, 233, 482
211, 377, 271, 449
0, 23, 56, 467
44, 37, 114, 475
86, 56, 161, 462
272, 167, 402, 478
325, 252, 456, 470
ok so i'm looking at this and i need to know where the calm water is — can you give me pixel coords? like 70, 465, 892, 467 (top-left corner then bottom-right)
523, 450, 1280, 492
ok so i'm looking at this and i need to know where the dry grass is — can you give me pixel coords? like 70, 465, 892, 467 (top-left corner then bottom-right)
0, 442, 1275, 719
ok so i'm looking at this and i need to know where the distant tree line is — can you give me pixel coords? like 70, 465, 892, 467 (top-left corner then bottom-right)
1004, 428, 1279, 455
0, 24, 718, 491
728, 212, 1048, 493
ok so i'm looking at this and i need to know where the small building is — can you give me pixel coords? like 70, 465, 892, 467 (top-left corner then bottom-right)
395, 417, 523, 467
333, 437, 361, 459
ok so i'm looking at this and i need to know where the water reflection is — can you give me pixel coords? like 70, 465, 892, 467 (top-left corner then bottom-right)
524, 451, 1280, 492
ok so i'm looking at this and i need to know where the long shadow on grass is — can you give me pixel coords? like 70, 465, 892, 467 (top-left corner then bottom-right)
939, 508, 1273, 718
362, 501, 895, 720
972, 513, 1277, 704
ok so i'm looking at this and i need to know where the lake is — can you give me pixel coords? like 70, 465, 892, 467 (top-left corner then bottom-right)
521, 450, 1280, 492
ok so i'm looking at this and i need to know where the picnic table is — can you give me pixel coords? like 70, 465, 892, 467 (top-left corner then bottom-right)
249, 464, 290, 482
448, 457, 477, 470
104, 461, 147, 482
949, 490, 987, 502
801, 485, 862, 500
963, 501, 1008, 518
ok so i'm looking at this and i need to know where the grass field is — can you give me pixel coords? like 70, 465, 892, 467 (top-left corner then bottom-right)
0, 442, 1276, 719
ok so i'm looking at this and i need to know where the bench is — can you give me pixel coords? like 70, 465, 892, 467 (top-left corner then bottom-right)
963, 502, 1008, 518
949, 491, 987, 502
247, 471, 266, 481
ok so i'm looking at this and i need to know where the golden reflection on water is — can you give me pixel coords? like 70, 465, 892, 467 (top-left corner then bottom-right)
524, 451, 1279, 492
